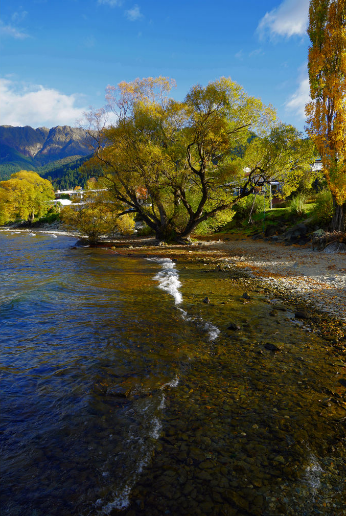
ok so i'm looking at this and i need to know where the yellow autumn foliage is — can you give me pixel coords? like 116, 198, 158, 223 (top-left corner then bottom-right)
306, 0, 346, 213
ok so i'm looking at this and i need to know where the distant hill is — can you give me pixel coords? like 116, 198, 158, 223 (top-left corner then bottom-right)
0, 125, 96, 184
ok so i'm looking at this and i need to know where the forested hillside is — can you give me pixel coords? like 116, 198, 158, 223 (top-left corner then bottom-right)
42, 155, 98, 190
0, 125, 94, 185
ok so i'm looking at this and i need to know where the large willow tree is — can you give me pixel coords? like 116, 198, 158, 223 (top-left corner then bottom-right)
85, 77, 278, 241
306, 0, 346, 231
86, 77, 314, 241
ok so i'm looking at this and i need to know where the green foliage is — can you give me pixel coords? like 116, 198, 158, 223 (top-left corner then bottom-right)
242, 124, 319, 198
39, 155, 97, 190
193, 207, 236, 235
288, 193, 309, 217
234, 194, 270, 219
0, 153, 96, 187
310, 189, 334, 224
136, 224, 155, 237
36, 209, 60, 224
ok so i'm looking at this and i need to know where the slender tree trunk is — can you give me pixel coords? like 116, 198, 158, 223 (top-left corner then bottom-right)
332, 196, 346, 232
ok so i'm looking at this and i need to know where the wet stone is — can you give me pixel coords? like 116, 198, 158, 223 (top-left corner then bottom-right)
264, 342, 281, 352
195, 470, 213, 481
227, 323, 241, 331
224, 490, 250, 511
199, 460, 214, 469
295, 310, 310, 319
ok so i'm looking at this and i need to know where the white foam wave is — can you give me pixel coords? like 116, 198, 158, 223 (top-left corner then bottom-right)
204, 322, 221, 341
100, 482, 132, 513
150, 258, 182, 305
95, 377, 179, 515
150, 416, 162, 439
159, 393, 166, 410
304, 453, 323, 494
161, 374, 180, 390
178, 308, 219, 341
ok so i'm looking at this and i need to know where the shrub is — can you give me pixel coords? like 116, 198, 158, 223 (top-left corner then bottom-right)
116, 213, 135, 235
310, 189, 333, 225
234, 194, 270, 221
136, 224, 155, 237
288, 193, 308, 217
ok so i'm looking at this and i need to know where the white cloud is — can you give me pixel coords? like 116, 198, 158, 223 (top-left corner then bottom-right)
0, 20, 29, 39
257, 0, 309, 38
249, 48, 264, 57
11, 10, 28, 23
98, 0, 123, 6
0, 79, 87, 128
285, 74, 311, 118
125, 5, 142, 21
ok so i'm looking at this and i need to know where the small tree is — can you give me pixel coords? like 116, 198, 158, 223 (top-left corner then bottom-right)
60, 179, 135, 243
0, 171, 55, 225
306, 0, 346, 230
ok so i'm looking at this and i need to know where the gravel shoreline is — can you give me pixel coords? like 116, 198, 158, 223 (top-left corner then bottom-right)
206, 238, 346, 323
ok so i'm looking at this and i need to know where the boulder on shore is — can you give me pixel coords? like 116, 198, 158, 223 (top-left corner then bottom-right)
323, 242, 346, 254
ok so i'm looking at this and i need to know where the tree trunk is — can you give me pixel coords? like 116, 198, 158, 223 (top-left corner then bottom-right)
155, 226, 176, 241
332, 197, 346, 232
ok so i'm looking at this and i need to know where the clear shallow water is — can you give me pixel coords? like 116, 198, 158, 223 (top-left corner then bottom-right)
0, 232, 198, 515
1, 232, 346, 516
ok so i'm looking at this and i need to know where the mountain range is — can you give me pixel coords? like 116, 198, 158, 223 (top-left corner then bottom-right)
0, 125, 96, 187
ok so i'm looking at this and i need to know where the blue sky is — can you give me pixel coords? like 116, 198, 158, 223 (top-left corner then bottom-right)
0, 0, 311, 132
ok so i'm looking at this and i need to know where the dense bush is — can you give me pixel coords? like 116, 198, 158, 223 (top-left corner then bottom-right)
288, 193, 308, 217
310, 189, 333, 225
234, 194, 270, 221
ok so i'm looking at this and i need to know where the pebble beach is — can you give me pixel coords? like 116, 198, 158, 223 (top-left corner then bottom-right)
207, 237, 346, 323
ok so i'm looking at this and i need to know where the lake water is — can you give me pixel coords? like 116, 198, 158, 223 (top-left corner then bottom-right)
1, 231, 345, 516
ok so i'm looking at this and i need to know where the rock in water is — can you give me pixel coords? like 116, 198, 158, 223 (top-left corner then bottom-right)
264, 343, 281, 352
324, 242, 346, 254
227, 323, 241, 331
295, 311, 309, 319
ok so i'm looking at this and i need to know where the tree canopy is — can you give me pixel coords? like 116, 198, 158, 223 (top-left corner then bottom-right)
0, 171, 55, 225
306, 0, 346, 230
85, 77, 315, 241
241, 124, 318, 198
